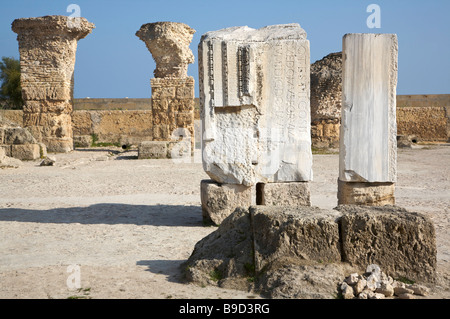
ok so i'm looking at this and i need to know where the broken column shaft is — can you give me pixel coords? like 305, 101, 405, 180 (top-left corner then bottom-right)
136, 22, 196, 156
338, 33, 398, 205
12, 15, 94, 153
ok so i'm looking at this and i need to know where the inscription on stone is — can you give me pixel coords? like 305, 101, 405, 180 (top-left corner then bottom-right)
199, 24, 312, 186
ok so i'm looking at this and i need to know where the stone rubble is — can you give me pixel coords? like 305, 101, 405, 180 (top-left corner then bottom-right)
339, 264, 430, 299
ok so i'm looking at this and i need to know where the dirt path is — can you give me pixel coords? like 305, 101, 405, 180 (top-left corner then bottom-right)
0, 145, 448, 299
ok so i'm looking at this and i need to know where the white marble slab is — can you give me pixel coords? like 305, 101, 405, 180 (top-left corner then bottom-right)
339, 33, 398, 183
199, 24, 312, 186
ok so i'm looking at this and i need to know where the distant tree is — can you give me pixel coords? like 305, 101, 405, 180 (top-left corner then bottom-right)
0, 56, 23, 109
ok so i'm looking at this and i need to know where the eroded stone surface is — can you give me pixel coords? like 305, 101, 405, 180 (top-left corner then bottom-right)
310, 52, 342, 122
136, 22, 195, 78
251, 206, 342, 273
200, 179, 252, 225
337, 180, 395, 206
337, 205, 437, 283
256, 182, 311, 206
199, 24, 312, 186
150, 77, 195, 149
12, 15, 95, 153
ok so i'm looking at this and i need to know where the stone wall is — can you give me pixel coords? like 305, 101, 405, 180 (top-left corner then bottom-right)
74, 98, 152, 110
1, 94, 448, 148
72, 110, 153, 146
396, 95, 450, 142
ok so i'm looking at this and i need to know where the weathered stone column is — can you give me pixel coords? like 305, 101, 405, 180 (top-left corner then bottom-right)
12, 15, 94, 152
338, 33, 398, 205
199, 24, 312, 223
136, 22, 196, 158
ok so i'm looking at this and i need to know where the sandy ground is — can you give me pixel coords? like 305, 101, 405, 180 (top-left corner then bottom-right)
0, 145, 449, 299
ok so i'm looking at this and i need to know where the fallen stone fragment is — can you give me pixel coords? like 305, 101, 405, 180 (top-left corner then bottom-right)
40, 156, 56, 166
353, 278, 367, 295
407, 284, 430, 296
368, 292, 386, 299
341, 282, 354, 299
376, 282, 394, 297
366, 273, 379, 291
394, 286, 415, 296
358, 291, 369, 299
398, 293, 415, 299
344, 273, 359, 285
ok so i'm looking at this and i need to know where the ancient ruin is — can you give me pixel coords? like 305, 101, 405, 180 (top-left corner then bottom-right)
198, 24, 312, 223
183, 205, 436, 298
310, 52, 342, 149
12, 15, 95, 153
136, 22, 196, 158
338, 33, 398, 205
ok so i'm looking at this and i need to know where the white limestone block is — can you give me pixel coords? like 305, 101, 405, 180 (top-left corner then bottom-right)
199, 24, 312, 186
339, 33, 398, 183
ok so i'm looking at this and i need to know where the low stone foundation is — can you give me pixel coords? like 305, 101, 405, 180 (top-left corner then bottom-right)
0, 126, 46, 160
183, 205, 437, 298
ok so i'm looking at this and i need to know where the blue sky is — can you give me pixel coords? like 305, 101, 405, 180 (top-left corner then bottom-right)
0, 0, 449, 98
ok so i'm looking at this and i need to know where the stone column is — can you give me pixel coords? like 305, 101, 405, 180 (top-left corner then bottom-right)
198, 24, 312, 224
136, 22, 196, 158
12, 15, 94, 153
338, 33, 398, 206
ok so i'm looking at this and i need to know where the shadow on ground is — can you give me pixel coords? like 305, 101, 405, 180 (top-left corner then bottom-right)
0, 204, 204, 227
137, 260, 185, 283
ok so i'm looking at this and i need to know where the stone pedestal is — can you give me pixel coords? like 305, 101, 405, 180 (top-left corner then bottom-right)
256, 182, 311, 206
200, 179, 252, 225
339, 33, 398, 205
337, 179, 395, 206
12, 15, 94, 152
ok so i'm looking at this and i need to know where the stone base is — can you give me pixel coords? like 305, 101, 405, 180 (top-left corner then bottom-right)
336, 205, 437, 283
200, 180, 252, 225
251, 206, 341, 273
44, 138, 73, 153
138, 140, 192, 159
184, 205, 437, 297
256, 182, 311, 206
337, 179, 395, 206
138, 141, 168, 159
1, 143, 46, 160
73, 135, 92, 148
